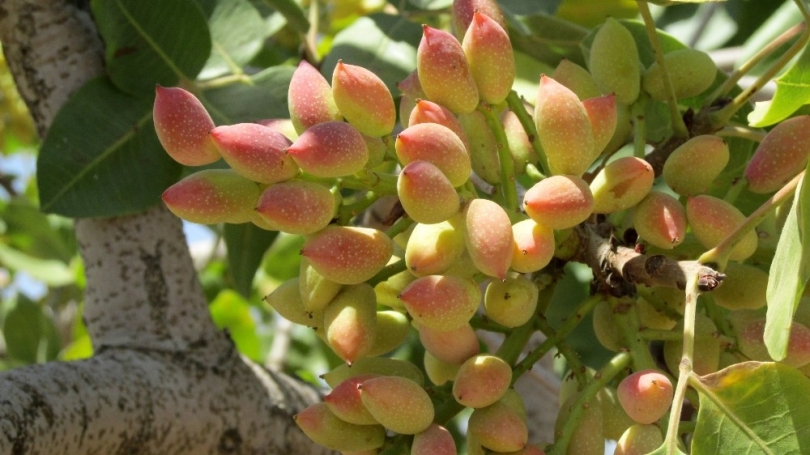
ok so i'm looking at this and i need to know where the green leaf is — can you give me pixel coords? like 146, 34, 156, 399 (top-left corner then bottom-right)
262, 0, 310, 34
0, 244, 75, 287
509, 13, 589, 67
199, 0, 268, 80
765, 173, 810, 360
92, 0, 211, 95
748, 42, 810, 127
512, 51, 555, 102
691, 362, 810, 454
2, 198, 76, 262
262, 232, 304, 282
2, 296, 61, 364
224, 222, 278, 298
37, 77, 182, 217
321, 14, 422, 93
648, 0, 726, 5
210, 289, 262, 361
201, 66, 294, 124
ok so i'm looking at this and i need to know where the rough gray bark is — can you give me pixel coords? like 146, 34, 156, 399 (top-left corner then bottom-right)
0, 2, 330, 453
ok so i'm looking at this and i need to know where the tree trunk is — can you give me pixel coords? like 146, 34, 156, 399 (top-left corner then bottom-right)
0, 2, 330, 453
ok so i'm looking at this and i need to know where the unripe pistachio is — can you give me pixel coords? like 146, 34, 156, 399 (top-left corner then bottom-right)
374, 269, 417, 309
502, 109, 537, 174
484, 275, 539, 328
744, 115, 810, 193
462, 12, 515, 104
255, 180, 335, 235
589, 18, 641, 105
511, 219, 555, 273
210, 123, 298, 184
359, 376, 435, 435
711, 262, 767, 310
617, 369, 673, 424
417, 25, 479, 114
263, 277, 324, 327
636, 297, 677, 331
499, 444, 547, 455
424, 350, 461, 386
551, 59, 600, 100
535, 75, 595, 176
643, 48, 717, 101
366, 310, 410, 356
615, 424, 664, 455
153, 86, 220, 166
396, 122, 472, 187
363, 134, 387, 169
398, 70, 426, 99
592, 299, 622, 351
411, 424, 457, 455
288, 60, 342, 134
582, 94, 617, 158
464, 199, 514, 279
686, 195, 758, 261
256, 118, 298, 140
299, 258, 342, 313
469, 400, 529, 452
632, 191, 687, 250
598, 387, 635, 440
301, 226, 393, 285
523, 175, 594, 229
293, 403, 385, 451
418, 322, 480, 365
397, 160, 461, 224
590, 156, 654, 214
556, 391, 605, 455
286, 121, 368, 178
405, 215, 466, 277
736, 318, 810, 368
454, 354, 513, 408
324, 284, 378, 364
332, 61, 396, 137
322, 356, 425, 388
324, 374, 380, 425
458, 110, 501, 184
162, 169, 259, 224
399, 274, 481, 331
663, 135, 729, 196
664, 313, 720, 376
452, 0, 506, 40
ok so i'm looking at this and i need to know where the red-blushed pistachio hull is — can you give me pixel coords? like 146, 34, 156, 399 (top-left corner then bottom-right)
502, 109, 537, 174
551, 59, 601, 100
617, 370, 673, 425
286, 121, 369, 178
331, 61, 396, 137
462, 12, 515, 104
453, 354, 513, 408
358, 376, 435, 435
424, 351, 461, 386
405, 215, 467, 277
417, 322, 480, 365
590, 156, 654, 214
737, 318, 810, 368
288, 60, 342, 134
632, 191, 686, 250
408, 99, 470, 153
321, 356, 425, 388
255, 118, 298, 140
299, 257, 342, 313
686, 195, 758, 261
484, 276, 539, 328
255, 180, 335, 235
398, 161, 460, 224
523, 175, 594, 229
210, 123, 298, 184
301, 226, 393, 285
396, 122, 471, 187
589, 18, 641, 105
468, 400, 529, 452
324, 374, 380, 425
399, 274, 481, 331
263, 277, 324, 328
643, 48, 717, 101
411, 424, 457, 455
663, 134, 729, 196
153, 86, 220, 166
582, 93, 617, 159
511, 219, 555, 273
458, 110, 501, 184
293, 403, 385, 452
464, 199, 514, 279
711, 262, 767, 310
451, 0, 506, 39
417, 25, 479, 114
535, 75, 596, 176
744, 115, 810, 193
161, 169, 259, 224
615, 424, 664, 455
366, 310, 410, 356
324, 283, 378, 364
